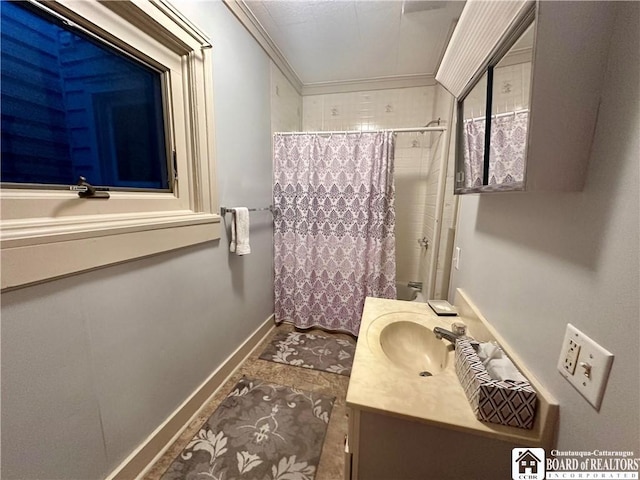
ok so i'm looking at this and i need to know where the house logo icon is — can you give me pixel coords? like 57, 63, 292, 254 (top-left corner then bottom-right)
512, 448, 545, 480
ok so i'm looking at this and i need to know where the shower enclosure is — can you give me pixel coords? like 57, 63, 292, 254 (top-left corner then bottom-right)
299, 86, 458, 302
393, 127, 448, 300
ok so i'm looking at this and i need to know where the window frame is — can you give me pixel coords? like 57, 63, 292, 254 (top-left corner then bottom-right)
1, 0, 221, 290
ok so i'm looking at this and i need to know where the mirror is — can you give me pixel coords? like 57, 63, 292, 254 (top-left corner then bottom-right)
487, 22, 534, 188
455, 17, 535, 194
458, 74, 488, 190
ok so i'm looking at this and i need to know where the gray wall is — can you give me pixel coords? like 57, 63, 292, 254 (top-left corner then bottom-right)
1, 1, 275, 478
450, 2, 639, 451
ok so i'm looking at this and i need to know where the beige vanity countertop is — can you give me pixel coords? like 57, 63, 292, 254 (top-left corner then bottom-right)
346, 293, 559, 449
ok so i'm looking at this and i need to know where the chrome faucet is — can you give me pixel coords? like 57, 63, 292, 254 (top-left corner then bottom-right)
434, 322, 470, 345
433, 327, 461, 344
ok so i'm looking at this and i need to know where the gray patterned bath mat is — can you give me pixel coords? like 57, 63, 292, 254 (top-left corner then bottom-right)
259, 331, 356, 376
161, 377, 334, 480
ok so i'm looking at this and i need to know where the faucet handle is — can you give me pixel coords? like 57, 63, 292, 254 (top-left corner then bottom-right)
451, 321, 467, 336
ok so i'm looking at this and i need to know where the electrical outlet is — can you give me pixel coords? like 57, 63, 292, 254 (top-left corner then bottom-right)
557, 324, 614, 410
562, 338, 581, 375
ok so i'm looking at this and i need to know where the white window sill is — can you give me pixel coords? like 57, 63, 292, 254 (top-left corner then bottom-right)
1, 213, 221, 290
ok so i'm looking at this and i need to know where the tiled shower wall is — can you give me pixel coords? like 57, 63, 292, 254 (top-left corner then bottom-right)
463, 62, 531, 119
270, 62, 302, 134
302, 86, 443, 285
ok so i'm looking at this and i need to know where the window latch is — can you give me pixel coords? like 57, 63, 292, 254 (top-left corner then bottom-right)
71, 176, 110, 199
173, 150, 178, 181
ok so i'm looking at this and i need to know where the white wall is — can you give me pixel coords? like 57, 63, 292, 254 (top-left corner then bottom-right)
450, 2, 639, 451
0, 1, 279, 478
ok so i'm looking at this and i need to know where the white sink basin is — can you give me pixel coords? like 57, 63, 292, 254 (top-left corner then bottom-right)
367, 312, 453, 376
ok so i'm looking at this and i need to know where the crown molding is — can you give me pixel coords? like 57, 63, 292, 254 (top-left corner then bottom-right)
222, 0, 303, 94
302, 74, 437, 96
498, 46, 534, 68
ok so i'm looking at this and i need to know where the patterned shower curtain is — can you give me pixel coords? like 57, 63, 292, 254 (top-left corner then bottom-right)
488, 111, 528, 185
463, 111, 528, 187
273, 132, 397, 336
462, 119, 485, 188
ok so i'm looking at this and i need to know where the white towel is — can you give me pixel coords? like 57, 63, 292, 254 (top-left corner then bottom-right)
230, 207, 251, 255
477, 342, 528, 383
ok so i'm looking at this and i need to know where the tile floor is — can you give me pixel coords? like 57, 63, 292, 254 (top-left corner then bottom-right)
144, 323, 353, 480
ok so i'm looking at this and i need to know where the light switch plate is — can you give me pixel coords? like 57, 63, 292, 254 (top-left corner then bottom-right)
557, 323, 614, 410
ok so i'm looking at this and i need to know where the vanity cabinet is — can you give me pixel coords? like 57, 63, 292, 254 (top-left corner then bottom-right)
347, 408, 516, 480
345, 295, 558, 480
437, 1, 618, 194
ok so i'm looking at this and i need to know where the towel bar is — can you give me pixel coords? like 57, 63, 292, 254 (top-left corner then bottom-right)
220, 205, 274, 216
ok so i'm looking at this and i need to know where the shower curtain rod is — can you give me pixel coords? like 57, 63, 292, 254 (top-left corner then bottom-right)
464, 108, 530, 123
275, 126, 447, 136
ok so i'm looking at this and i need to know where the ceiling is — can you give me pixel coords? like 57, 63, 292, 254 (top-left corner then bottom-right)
243, 0, 466, 86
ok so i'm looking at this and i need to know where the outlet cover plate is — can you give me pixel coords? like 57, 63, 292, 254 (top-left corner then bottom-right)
557, 323, 614, 410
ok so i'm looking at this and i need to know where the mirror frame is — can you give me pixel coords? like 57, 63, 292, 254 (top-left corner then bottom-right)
454, 4, 536, 195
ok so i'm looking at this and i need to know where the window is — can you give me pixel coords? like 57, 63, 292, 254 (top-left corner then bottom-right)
0, 0, 220, 289
2, 1, 169, 190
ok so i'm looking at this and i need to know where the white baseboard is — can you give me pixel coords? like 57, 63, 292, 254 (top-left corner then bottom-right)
106, 314, 275, 480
